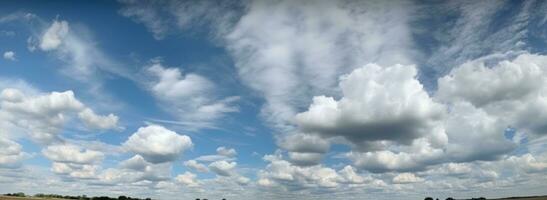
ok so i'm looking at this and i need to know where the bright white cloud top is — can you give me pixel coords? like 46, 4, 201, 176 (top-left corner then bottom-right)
1, 1, 547, 200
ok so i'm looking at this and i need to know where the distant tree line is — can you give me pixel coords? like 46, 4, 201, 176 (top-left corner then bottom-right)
3, 192, 151, 200
424, 197, 486, 200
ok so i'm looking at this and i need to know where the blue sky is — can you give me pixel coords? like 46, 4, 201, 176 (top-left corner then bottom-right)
1, 1, 547, 200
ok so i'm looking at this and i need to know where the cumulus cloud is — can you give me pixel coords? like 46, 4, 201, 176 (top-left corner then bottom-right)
120, 155, 148, 171
175, 171, 200, 187
438, 54, 547, 137
51, 162, 99, 179
146, 62, 239, 129
0, 88, 120, 144
208, 160, 236, 177
257, 152, 385, 190
42, 143, 104, 180
42, 144, 104, 164
392, 173, 423, 184
296, 64, 446, 149
99, 162, 172, 184
123, 125, 193, 163
278, 133, 330, 154
216, 146, 237, 157
0, 138, 30, 168
78, 108, 120, 130
3, 51, 15, 61
183, 160, 208, 173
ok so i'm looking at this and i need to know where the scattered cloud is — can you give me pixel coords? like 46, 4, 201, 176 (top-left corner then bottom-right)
145, 62, 239, 130
392, 173, 424, 184
208, 160, 236, 177
183, 160, 208, 173
175, 171, 200, 187
0, 138, 30, 168
3, 51, 15, 61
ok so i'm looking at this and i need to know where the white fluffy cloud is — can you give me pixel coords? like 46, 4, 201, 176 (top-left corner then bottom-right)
392, 173, 423, 184
296, 64, 446, 149
175, 171, 200, 187
51, 162, 99, 179
438, 54, 547, 137
0, 138, 30, 168
183, 160, 208, 173
78, 108, 120, 130
123, 125, 193, 163
146, 63, 239, 129
42, 144, 104, 164
208, 160, 236, 177
3, 51, 15, 61
120, 155, 148, 171
216, 146, 237, 157
258, 152, 385, 190
0, 88, 120, 143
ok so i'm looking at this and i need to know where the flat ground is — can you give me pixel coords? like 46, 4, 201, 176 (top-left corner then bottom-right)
2, 195, 547, 200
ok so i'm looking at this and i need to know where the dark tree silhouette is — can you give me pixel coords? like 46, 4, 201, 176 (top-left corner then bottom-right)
425, 197, 434, 200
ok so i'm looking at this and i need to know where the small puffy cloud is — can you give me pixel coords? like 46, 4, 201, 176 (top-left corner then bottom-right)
392, 172, 423, 184
338, 165, 365, 184
123, 125, 193, 163
175, 171, 200, 187
120, 155, 148, 171
295, 64, 446, 149
235, 176, 250, 185
78, 108, 120, 130
184, 160, 208, 173
146, 62, 239, 129
216, 146, 237, 157
40, 20, 69, 51
208, 160, 236, 177
42, 144, 104, 164
0, 138, 30, 168
51, 162, 99, 179
3, 51, 15, 61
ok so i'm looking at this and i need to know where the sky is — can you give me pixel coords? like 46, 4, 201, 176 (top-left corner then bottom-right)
1, 1, 547, 200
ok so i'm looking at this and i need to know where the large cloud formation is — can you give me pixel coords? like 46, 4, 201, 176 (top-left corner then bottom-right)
296, 64, 446, 149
